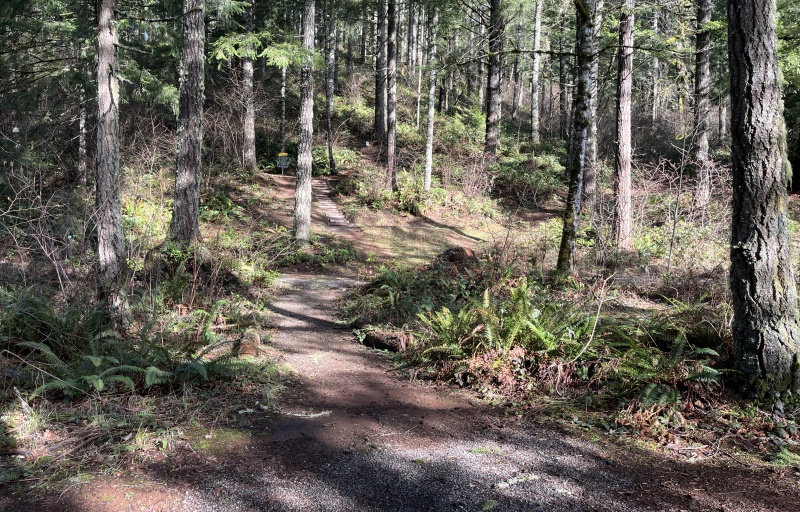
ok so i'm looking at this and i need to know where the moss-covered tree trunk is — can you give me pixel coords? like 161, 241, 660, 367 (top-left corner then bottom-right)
484, 0, 503, 157
556, 0, 595, 275
728, 0, 800, 394
170, 0, 205, 244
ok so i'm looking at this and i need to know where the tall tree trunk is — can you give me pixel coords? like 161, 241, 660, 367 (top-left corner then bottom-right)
510, 10, 522, 125
728, 0, 800, 394
326, 2, 337, 173
693, 0, 712, 209
374, 0, 387, 141
79, 82, 88, 186
347, 23, 355, 74
170, 0, 205, 245
467, 16, 475, 101
651, 13, 659, 127
556, 0, 595, 275
559, 18, 568, 140
415, 5, 425, 130
530, 0, 543, 144
478, 22, 486, 109
424, 9, 439, 192
242, 0, 257, 174
96, 0, 126, 309
484, 0, 503, 157
387, 0, 398, 189
583, 0, 604, 212
294, 0, 315, 245
613, 0, 634, 251
406, 0, 415, 79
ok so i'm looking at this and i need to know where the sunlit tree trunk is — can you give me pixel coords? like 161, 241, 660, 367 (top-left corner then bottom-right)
556, 0, 595, 275
728, 0, 800, 394
530, 0, 543, 145
424, 8, 438, 193
78, 82, 88, 186
294, 0, 315, 245
387, 0, 398, 189
96, 0, 126, 309
242, 0, 257, 174
510, 10, 522, 125
170, 0, 205, 245
374, 0, 387, 141
613, 0, 633, 251
693, 0, 711, 209
326, 2, 336, 173
484, 0, 503, 157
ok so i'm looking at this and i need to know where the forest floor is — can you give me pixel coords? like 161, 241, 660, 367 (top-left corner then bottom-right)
2, 174, 800, 511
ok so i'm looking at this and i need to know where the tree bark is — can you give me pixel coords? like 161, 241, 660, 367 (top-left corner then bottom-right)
728, 0, 800, 394
484, 0, 504, 157
651, 13, 659, 128
387, 0, 398, 189
294, 0, 315, 245
242, 0, 257, 174
693, 0, 712, 209
79, 82, 88, 186
613, 0, 634, 251
374, 0, 387, 141
556, 0, 595, 276
170, 0, 205, 245
530, 0, 543, 145
510, 10, 522, 125
559, 17, 568, 140
326, 2, 337, 173
96, 0, 126, 309
424, 9, 438, 193
583, 0, 604, 212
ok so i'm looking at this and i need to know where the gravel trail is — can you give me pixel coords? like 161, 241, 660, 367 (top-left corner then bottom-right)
160, 274, 797, 512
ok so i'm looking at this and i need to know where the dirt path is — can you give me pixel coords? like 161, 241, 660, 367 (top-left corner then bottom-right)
6, 176, 799, 511
201, 275, 799, 512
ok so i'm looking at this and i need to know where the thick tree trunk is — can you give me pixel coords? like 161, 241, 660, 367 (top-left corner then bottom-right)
613, 0, 634, 251
387, 0, 398, 189
294, 0, 315, 245
556, 0, 595, 276
728, 0, 800, 394
326, 3, 337, 173
484, 0, 503, 157
242, 0, 257, 174
424, 9, 438, 192
583, 0, 604, 212
96, 0, 126, 309
693, 0, 712, 208
374, 0, 387, 141
170, 0, 205, 245
530, 0, 543, 145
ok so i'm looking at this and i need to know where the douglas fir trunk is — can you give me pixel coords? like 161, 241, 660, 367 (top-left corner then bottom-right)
728, 0, 800, 394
